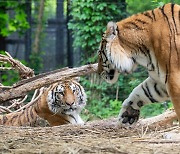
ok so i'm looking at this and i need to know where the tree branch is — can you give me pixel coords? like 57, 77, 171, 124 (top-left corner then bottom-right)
0, 63, 98, 103
0, 52, 34, 79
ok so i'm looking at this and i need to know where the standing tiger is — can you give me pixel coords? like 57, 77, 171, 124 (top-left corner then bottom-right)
98, 3, 180, 126
0, 78, 87, 126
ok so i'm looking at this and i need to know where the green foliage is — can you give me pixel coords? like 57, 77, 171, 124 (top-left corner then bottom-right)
126, 0, 154, 15
0, 0, 29, 36
69, 0, 127, 62
0, 51, 20, 86
29, 52, 44, 74
126, 0, 180, 15
69, 0, 128, 119
152, 0, 180, 8
141, 102, 173, 118
82, 98, 122, 121
44, 0, 56, 19
1, 71, 19, 86
89, 99, 122, 119
80, 68, 147, 120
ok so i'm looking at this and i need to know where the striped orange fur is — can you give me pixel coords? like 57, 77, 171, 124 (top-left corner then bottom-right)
98, 3, 180, 126
0, 79, 86, 126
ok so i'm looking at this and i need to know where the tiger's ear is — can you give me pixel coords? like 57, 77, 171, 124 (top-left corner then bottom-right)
106, 21, 118, 36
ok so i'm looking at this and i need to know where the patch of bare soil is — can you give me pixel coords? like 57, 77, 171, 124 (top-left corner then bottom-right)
0, 118, 180, 154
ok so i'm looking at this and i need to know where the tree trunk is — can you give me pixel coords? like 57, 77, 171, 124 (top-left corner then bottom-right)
32, 0, 45, 53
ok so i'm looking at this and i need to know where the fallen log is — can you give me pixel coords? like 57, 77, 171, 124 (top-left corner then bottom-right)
0, 63, 98, 103
138, 109, 178, 128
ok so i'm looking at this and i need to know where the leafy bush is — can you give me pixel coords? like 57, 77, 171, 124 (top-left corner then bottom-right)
0, 1, 29, 85
126, 0, 180, 15
69, 0, 127, 116
141, 102, 173, 118
0, 51, 27, 86
126, 0, 154, 15
81, 99, 122, 121
151, 0, 180, 7
29, 52, 44, 75
80, 68, 148, 120
0, 0, 29, 36
1, 71, 19, 86
68, 0, 127, 62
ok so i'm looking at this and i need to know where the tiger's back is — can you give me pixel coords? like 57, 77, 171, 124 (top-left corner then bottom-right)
118, 3, 180, 74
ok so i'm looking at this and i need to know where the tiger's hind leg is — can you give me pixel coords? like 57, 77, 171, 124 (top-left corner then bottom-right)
118, 77, 170, 127
167, 74, 180, 125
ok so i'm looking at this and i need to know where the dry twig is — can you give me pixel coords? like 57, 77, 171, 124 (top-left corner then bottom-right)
7, 95, 28, 109
16, 87, 44, 112
0, 52, 34, 79
0, 52, 35, 112
0, 106, 13, 113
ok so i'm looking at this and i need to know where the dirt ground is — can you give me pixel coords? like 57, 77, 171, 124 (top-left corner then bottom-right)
0, 118, 180, 154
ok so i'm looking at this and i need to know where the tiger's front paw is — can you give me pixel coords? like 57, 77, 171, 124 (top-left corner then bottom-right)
75, 115, 85, 125
118, 106, 140, 127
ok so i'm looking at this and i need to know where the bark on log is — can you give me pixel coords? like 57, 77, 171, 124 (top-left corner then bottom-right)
0, 63, 98, 103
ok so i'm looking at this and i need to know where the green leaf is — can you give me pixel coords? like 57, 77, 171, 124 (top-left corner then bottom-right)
8, 24, 17, 32
0, 1, 29, 36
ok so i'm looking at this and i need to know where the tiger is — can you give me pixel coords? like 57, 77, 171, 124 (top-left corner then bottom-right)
98, 3, 180, 126
0, 78, 87, 126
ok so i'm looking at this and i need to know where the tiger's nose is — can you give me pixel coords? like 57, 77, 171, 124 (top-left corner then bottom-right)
66, 102, 74, 106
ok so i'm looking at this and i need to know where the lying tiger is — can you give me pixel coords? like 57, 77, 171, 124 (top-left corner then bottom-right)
98, 3, 180, 126
0, 78, 87, 126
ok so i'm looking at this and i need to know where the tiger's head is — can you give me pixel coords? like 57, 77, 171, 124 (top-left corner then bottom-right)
46, 78, 86, 124
98, 21, 137, 84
